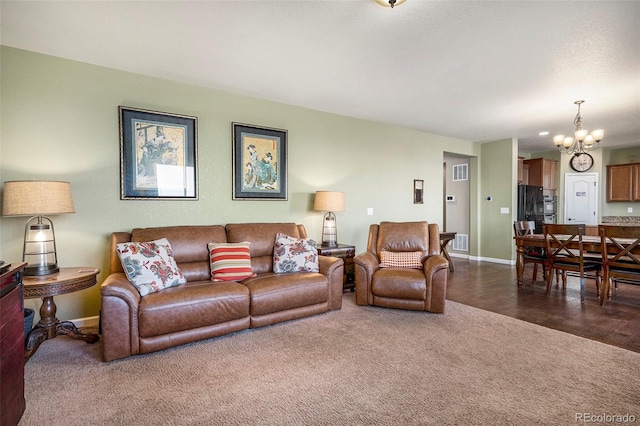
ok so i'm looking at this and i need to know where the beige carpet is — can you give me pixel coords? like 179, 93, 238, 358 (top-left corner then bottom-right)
20, 294, 640, 425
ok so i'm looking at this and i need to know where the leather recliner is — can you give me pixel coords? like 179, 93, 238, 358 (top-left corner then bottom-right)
353, 221, 449, 313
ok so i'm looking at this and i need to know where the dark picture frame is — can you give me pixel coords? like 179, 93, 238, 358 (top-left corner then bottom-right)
414, 179, 424, 204
119, 106, 198, 200
232, 122, 288, 200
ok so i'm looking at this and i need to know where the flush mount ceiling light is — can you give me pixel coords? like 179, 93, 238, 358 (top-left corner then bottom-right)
552, 100, 604, 155
375, 0, 407, 8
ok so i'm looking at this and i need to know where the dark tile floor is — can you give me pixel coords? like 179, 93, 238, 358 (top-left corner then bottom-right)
446, 258, 640, 353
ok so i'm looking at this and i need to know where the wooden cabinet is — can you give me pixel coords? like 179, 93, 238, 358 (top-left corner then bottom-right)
316, 243, 355, 292
1, 263, 26, 426
523, 158, 558, 190
606, 163, 640, 202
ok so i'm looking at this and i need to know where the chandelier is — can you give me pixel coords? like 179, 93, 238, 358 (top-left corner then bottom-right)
553, 100, 604, 155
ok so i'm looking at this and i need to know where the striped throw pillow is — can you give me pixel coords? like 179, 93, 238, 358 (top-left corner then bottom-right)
379, 250, 424, 269
208, 242, 256, 282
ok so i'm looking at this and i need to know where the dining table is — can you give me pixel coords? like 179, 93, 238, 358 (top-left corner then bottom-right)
514, 233, 638, 288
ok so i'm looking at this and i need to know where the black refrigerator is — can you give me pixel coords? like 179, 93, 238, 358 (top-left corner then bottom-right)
517, 184, 544, 233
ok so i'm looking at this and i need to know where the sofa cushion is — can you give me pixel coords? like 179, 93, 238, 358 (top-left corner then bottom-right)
242, 273, 329, 316
273, 233, 319, 273
379, 250, 424, 269
372, 268, 427, 300
226, 223, 302, 274
138, 281, 250, 337
116, 238, 186, 296
208, 242, 256, 282
130, 225, 227, 282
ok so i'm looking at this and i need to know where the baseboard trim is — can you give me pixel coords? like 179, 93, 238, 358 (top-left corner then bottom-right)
71, 315, 100, 328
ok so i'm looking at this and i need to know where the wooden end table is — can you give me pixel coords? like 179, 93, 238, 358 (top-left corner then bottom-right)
317, 243, 356, 292
439, 232, 456, 272
23, 267, 100, 362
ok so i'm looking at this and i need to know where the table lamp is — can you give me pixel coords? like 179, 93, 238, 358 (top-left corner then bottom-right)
2, 181, 75, 275
313, 191, 345, 247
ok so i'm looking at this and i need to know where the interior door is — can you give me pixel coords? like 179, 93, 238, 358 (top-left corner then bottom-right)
564, 173, 598, 225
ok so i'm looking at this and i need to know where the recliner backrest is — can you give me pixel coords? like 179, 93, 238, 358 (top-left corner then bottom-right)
368, 221, 439, 258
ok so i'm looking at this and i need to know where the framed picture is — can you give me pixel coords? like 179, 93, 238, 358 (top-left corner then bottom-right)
413, 179, 424, 204
119, 106, 198, 200
232, 122, 288, 200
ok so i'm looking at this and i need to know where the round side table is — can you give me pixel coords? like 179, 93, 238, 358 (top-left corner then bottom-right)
23, 267, 100, 362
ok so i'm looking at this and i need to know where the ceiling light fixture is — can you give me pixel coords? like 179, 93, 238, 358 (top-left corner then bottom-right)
375, 0, 406, 8
553, 100, 604, 155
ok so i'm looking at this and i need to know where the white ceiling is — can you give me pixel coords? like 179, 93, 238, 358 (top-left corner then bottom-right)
1, 0, 639, 153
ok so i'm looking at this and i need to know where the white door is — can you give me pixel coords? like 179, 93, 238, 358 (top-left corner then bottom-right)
564, 173, 598, 225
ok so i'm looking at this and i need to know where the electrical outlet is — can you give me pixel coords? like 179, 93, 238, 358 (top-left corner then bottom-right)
367, 208, 373, 215
628, 207, 633, 213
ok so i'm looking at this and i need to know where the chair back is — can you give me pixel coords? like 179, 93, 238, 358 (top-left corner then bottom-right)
543, 224, 587, 269
599, 225, 640, 280
367, 221, 440, 258
513, 220, 536, 236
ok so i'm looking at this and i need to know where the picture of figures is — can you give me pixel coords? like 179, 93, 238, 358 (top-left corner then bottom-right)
120, 106, 197, 200
233, 123, 287, 200
242, 137, 278, 192
134, 121, 186, 189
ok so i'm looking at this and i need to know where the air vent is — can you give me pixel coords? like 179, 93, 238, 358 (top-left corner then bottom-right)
453, 234, 468, 251
453, 164, 468, 181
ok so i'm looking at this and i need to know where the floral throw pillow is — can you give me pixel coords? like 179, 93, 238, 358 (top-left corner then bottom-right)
273, 233, 319, 273
116, 238, 186, 296
379, 250, 424, 269
208, 241, 256, 282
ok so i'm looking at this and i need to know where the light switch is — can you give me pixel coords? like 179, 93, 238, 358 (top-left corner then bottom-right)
367, 208, 373, 215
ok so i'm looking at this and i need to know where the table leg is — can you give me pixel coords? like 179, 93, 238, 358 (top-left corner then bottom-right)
24, 295, 99, 362
516, 245, 525, 288
440, 241, 455, 272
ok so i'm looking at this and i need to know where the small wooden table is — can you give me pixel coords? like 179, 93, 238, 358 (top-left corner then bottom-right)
23, 267, 100, 362
317, 243, 356, 292
440, 232, 456, 272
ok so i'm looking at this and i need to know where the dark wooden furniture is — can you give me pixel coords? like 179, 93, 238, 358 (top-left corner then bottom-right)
606, 163, 640, 202
1, 262, 27, 426
599, 225, 640, 306
317, 243, 355, 292
513, 221, 547, 283
523, 158, 558, 191
543, 224, 601, 304
439, 232, 456, 272
23, 267, 100, 362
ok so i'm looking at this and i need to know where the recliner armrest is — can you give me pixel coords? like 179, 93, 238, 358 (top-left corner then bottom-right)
423, 254, 449, 279
353, 251, 380, 305
318, 255, 344, 310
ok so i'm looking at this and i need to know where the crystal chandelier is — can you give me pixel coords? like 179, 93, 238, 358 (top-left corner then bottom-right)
553, 100, 604, 155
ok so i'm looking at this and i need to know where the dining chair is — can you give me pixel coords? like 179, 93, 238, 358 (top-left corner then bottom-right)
598, 225, 640, 306
543, 224, 601, 304
513, 221, 548, 283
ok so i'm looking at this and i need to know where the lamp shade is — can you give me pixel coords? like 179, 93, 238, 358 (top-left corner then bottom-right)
313, 191, 345, 212
2, 181, 75, 216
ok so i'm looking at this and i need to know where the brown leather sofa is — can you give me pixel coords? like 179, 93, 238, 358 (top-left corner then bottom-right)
353, 221, 449, 313
100, 223, 344, 361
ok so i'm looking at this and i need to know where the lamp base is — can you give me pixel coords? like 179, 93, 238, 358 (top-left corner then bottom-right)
24, 263, 59, 276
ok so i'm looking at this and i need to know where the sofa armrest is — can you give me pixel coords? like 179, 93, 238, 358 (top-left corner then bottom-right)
318, 255, 343, 310
422, 254, 449, 313
353, 251, 380, 305
100, 273, 141, 361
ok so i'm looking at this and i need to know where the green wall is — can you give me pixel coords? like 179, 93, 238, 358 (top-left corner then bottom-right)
1, 47, 489, 322
479, 139, 518, 262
